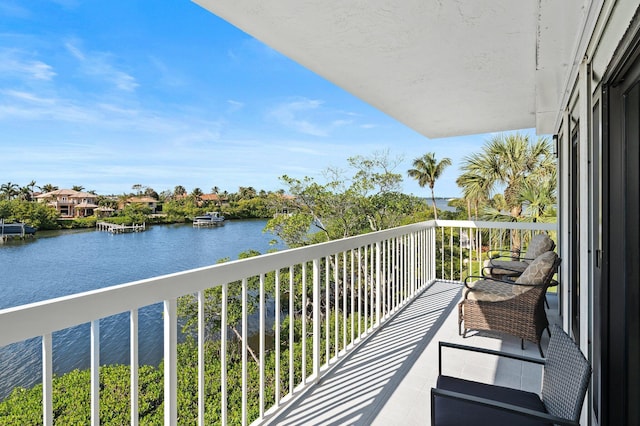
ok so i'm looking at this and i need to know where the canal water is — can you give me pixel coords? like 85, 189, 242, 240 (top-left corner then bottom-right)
0, 220, 285, 399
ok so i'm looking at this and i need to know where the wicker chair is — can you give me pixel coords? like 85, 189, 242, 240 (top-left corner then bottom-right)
459, 251, 559, 357
431, 325, 591, 426
483, 233, 556, 279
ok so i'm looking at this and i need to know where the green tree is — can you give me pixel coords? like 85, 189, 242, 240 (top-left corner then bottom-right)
71, 185, 85, 192
455, 172, 490, 220
0, 182, 19, 200
191, 187, 204, 204
457, 132, 556, 254
173, 185, 187, 199
458, 133, 554, 221
407, 153, 452, 219
266, 151, 412, 246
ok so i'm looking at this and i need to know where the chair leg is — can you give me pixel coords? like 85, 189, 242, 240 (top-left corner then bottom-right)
547, 327, 551, 337
521, 339, 525, 350
538, 342, 544, 358
544, 295, 549, 309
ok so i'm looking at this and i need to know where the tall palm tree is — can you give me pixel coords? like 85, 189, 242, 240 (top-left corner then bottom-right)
459, 133, 554, 220
72, 185, 85, 192
407, 153, 452, 219
458, 132, 555, 255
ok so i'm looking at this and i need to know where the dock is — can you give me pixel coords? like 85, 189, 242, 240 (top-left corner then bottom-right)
96, 222, 146, 234
1, 220, 36, 242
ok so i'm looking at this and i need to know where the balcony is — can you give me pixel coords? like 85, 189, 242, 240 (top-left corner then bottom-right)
0, 220, 557, 425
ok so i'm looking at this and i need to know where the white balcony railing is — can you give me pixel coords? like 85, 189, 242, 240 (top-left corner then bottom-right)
0, 220, 556, 425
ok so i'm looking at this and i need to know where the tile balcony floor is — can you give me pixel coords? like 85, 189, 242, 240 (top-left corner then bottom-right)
264, 280, 560, 426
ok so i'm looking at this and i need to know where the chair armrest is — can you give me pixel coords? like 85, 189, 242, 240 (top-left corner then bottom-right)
438, 341, 544, 374
430, 387, 579, 426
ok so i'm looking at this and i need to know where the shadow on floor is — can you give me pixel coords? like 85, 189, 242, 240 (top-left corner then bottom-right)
265, 281, 463, 426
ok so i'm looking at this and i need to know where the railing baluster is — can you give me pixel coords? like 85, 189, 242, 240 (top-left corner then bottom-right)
375, 241, 381, 326
42, 333, 53, 426
241, 278, 248, 426
325, 256, 330, 363
342, 251, 347, 351
274, 271, 280, 406
410, 233, 415, 297
449, 229, 454, 279
91, 319, 100, 426
312, 258, 321, 380
350, 250, 355, 346
357, 247, 362, 338
164, 299, 177, 426
441, 226, 445, 279
382, 240, 387, 319
334, 253, 338, 358
130, 309, 139, 426
221, 283, 228, 425
370, 244, 374, 325
288, 266, 294, 394
197, 292, 204, 426
301, 263, 307, 384
259, 273, 265, 420
363, 246, 368, 332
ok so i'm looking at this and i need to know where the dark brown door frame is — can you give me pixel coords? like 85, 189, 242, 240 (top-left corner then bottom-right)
601, 19, 640, 426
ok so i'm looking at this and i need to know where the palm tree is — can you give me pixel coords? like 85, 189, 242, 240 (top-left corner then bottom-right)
407, 153, 452, 219
173, 185, 187, 199
72, 185, 85, 192
191, 188, 203, 205
455, 172, 490, 220
41, 183, 58, 194
459, 133, 554, 220
0, 182, 20, 200
458, 132, 555, 255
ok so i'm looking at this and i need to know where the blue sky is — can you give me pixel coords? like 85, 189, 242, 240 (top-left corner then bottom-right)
0, 1, 536, 198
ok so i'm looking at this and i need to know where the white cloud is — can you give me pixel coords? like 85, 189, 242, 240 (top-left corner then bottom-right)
0, 49, 56, 80
65, 41, 139, 92
227, 100, 244, 113
267, 98, 328, 137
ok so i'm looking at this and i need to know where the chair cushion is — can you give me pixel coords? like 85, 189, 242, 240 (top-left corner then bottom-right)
523, 234, 555, 262
464, 279, 517, 302
488, 259, 528, 275
513, 251, 558, 294
434, 375, 551, 426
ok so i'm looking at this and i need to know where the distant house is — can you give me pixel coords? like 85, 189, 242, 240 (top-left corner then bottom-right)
34, 189, 99, 218
122, 196, 159, 214
199, 193, 228, 206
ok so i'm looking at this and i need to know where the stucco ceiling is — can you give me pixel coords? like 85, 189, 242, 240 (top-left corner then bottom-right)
194, 0, 586, 138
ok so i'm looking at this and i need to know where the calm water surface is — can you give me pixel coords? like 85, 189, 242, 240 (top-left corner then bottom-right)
0, 220, 284, 399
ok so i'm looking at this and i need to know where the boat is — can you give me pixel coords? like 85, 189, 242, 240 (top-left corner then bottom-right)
192, 211, 225, 226
0, 222, 37, 238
